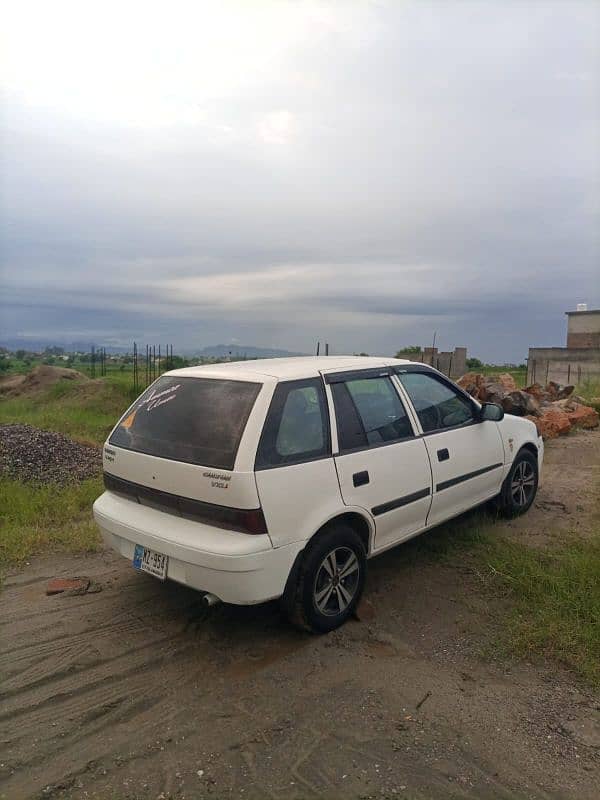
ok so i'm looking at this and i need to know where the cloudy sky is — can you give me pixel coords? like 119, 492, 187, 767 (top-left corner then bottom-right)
1, 0, 599, 361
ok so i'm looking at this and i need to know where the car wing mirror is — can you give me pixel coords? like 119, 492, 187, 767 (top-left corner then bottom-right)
480, 402, 504, 422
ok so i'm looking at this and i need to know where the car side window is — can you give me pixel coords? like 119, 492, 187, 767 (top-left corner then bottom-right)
255, 379, 330, 469
396, 371, 474, 433
332, 375, 414, 452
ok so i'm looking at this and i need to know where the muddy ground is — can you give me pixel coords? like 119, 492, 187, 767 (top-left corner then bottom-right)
1, 432, 599, 800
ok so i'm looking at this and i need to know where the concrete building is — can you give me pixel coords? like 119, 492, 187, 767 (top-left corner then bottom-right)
527, 307, 600, 385
566, 308, 600, 350
411, 346, 467, 379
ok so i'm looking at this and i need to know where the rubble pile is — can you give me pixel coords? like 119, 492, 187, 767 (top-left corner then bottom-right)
0, 423, 102, 483
457, 373, 599, 439
0, 364, 88, 397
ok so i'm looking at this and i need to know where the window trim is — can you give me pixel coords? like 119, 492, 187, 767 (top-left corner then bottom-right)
393, 365, 481, 436
254, 378, 332, 471
330, 372, 418, 456
324, 367, 392, 384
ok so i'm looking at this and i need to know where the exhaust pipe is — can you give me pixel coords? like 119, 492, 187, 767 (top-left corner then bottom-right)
202, 592, 221, 607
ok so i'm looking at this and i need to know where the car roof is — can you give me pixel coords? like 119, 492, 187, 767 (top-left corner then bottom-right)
167, 355, 415, 381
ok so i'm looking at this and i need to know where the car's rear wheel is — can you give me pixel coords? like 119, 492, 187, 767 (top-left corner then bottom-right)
496, 449, 538, 517
284, 524, 367, 633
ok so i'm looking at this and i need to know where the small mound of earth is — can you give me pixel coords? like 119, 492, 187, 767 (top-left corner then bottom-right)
0, 365, 88, 397
0, 423, 101, 484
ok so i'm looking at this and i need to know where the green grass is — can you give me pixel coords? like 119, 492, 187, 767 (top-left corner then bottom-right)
0, 375, 131, 574
0, 375, 137, 446
484, 534, 600, 685
479, 366, 527, 387
0, 476, 104, 573
405, 508, 600, 686
576, 378, 600, 412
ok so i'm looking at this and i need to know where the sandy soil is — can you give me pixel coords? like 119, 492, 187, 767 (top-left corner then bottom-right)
1, 431, 598, 800
0, 366, 88, 397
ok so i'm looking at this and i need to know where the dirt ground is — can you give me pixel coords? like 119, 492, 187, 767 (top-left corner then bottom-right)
1, 432, 599, 800
0, 366, 89, 398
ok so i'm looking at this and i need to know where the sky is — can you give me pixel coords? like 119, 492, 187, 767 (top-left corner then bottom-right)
1, 0, 599, 362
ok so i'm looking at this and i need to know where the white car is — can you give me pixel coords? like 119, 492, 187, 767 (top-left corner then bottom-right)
94, 356, 543, 632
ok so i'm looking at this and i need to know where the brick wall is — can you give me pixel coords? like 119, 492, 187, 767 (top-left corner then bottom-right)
566, 332, 600, 349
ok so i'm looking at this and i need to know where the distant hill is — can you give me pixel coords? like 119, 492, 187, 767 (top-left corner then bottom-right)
197, 344, 305, 359
0, 337, 306, 359
0, 337, 131, 354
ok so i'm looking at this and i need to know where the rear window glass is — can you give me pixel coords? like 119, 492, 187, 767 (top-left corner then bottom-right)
255, 378, 330, 469
109, 376, 261, 470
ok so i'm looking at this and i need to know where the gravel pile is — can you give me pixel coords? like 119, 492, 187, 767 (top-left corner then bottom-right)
0, 423, 102, 484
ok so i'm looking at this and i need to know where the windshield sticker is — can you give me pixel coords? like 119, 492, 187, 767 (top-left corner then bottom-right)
140, 384, 182, 412
120, 383, 182, 428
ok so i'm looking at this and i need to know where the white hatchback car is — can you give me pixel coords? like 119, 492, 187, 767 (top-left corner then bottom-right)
94, 356, 543, 632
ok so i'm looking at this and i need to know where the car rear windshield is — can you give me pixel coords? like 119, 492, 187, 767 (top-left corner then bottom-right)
109, 376, 262, 470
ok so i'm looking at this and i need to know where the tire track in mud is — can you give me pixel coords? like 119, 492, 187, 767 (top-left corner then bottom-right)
2, 432, 599, 800
0, 618, 146, 676
0, 579, 184, 638
0, 632, 193, 705
0, 563, 301, 798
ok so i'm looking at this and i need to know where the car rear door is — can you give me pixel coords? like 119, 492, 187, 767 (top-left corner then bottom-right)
253, 377, 344, 548
394, 367, 505, 527
323, 367, 433, 553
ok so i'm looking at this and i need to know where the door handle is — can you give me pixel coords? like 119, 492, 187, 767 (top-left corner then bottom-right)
437, 448, 450, 462
353, 470, 370, 487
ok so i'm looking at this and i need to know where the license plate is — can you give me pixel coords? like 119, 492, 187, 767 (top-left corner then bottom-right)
133, 544, 168, 580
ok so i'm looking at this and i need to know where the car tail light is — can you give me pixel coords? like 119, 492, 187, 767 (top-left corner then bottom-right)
103, 472, 268, 535
239, 509, 268, 535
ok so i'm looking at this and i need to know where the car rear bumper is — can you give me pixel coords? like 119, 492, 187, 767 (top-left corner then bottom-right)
93, 491, 303, 605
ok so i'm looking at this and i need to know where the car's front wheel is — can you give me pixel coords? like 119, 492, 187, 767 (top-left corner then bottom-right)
285, 524, 367, 633
496, 449, 538, 517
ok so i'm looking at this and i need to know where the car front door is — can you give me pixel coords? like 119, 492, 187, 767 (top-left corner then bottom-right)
394, 367, 505, 527
324, 368, 432, 553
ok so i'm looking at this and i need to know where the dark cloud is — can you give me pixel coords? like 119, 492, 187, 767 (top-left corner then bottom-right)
1, 1, 599, 361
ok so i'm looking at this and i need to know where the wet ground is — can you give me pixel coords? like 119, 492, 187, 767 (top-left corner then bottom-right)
1, 431, 599, 800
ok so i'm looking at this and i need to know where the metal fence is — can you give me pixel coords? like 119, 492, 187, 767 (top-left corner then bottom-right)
86, 343, 174, 393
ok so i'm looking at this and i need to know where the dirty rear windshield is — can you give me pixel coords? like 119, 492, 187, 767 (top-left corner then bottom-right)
109, 376, 262, 470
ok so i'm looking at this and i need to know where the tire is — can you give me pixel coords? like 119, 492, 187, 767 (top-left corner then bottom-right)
284, 524, 367, 633
496, 449, 538, 517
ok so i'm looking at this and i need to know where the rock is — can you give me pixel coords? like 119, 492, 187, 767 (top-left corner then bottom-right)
456, 372, 486, 398
523, 383, 545, 401
529, 409, 572, 439
565, 403, 599, 430
503, 390, 540, 417
551, 398, 573, 410
479, 382, 506, 404
457, 376, 597, 436
0, 423, 101, 484
556, 384, 575, 400
495, 373, 518, 392
546, 381, 561, 399
47, 577, 90, 596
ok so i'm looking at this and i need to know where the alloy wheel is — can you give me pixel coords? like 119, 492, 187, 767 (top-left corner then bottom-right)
313, 546, 360, 617
511, 460, 536, 507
